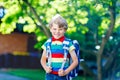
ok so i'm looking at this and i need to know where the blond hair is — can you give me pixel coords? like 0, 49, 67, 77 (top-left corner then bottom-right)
49, 14, 68, 30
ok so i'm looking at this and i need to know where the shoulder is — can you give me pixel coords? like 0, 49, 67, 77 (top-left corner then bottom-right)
47, 37, 52, 41
64, 38, 74, 45
64, 38, 73, 44
44, 38, 52, 44
41, 38, 52, 50
65, 38, 79, 46
64, 38, 72, 41
64, 38, 75, 50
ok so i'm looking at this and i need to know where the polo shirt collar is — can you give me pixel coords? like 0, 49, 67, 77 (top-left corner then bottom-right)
52, 36, 65, 42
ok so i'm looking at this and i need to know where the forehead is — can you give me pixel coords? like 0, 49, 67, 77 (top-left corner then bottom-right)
52, 23, 59, 27
51, 23, 64, 29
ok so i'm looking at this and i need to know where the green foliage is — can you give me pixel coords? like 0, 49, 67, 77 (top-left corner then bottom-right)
0, 22, 16, 34
22, 16, 37, 33
0, 0, 119, 61
34, 28, 47, 50
0, 1, 23, 34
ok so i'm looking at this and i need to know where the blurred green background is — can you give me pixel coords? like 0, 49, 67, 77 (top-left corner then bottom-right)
0, 0, 120, 80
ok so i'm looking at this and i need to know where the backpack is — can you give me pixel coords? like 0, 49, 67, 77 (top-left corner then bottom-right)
46, 38, 80, 80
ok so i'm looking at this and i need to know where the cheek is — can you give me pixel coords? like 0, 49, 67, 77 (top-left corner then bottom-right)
50, 28, 53, 33
50, 29, 55, 34
62, 30, 66, 34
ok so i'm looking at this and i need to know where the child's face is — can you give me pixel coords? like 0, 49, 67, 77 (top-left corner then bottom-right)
50, 23, 66, 39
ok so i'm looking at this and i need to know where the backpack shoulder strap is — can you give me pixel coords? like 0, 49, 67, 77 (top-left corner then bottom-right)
61, 38, 70, 69
63, 38, 70, 50
46, 38, 52, 67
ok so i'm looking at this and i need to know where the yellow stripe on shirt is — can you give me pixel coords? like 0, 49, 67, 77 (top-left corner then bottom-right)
52, 41, 62, 45
51, 58, 64, 62
51, 58, 69, 62
69, 45, 75, 52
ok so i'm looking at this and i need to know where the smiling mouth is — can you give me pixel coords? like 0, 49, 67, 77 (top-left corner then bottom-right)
54, 34, 60, 36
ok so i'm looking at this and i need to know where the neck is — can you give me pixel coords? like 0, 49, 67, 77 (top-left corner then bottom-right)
52, 36, 65, 42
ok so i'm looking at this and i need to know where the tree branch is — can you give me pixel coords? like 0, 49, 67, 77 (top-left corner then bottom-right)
97, 0, 116, 80
22, 0, 51, 38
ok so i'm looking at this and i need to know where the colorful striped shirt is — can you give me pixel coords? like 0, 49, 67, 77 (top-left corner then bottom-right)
42, 36, 75, 75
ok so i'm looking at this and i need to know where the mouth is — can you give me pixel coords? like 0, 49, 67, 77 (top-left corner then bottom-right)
53, 35, 60, 38
54, 34, 60, 36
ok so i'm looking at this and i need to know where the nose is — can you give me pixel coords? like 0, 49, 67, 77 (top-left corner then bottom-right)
56, 29, 60, 33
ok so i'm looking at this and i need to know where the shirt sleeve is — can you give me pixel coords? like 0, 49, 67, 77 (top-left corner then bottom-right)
69, 41, 75, 52
41, 41, 48, 57
41, 41, 47, 50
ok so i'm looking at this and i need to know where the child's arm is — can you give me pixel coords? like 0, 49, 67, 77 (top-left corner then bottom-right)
58, 50, 78, 76
40, 50, 52, 73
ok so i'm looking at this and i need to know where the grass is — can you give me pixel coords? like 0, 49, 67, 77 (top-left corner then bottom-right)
4, 68, 93, 80
6, 68, 45, 80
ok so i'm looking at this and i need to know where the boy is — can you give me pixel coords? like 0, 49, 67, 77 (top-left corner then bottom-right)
40, 14, 78, 80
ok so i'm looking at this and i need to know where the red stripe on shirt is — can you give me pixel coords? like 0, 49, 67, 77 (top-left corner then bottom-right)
52, 53, 70, 58
51, 71, 58, 75
52, 53, 64, 58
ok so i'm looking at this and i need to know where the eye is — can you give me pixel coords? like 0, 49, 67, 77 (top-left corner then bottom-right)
59, 28, 62, 30
59, 29, 62, 31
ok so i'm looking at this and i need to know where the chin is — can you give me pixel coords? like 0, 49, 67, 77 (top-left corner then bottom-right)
54, 36, 61, 39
